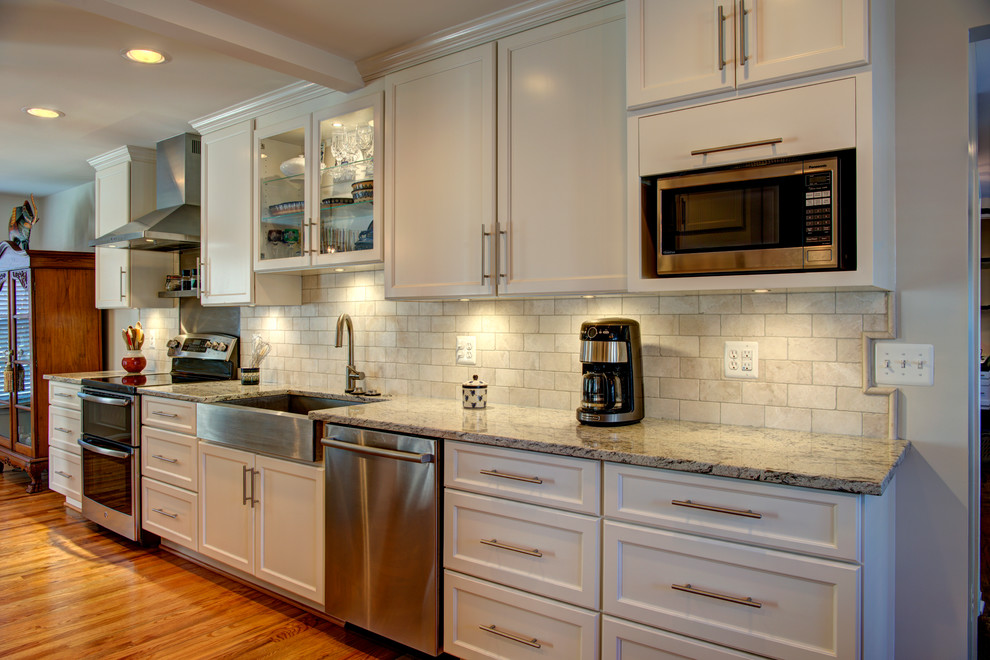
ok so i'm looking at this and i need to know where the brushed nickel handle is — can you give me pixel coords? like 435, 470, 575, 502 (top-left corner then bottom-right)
151, 507, 178, 519
54, 470, 72, 479
717, 5, 726, 71
690, 137, 783, 156
242, 465, 251, 506
54, 426, 73, 434
738, 0, 748, 65
672, 583, 763, 608
478, 624, 541, 649
481, 538, 543, 558
119, 267, 127, 300
497, 221, 508, 281
151, 411, 179, 418
53, 392, 73, 398
151, 454, 179, 464
479, 469, 543, 485
481, 224, 492, 284
250, 467, 259, 507
671, 498, 762, 519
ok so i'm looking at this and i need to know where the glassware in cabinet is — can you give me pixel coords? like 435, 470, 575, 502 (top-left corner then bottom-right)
256, 119, 309, 269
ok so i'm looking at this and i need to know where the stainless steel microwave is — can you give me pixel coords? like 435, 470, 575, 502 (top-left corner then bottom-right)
645, 150, 855, 277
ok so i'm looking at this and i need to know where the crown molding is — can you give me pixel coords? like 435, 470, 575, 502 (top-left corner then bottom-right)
87, 145, 157, 171
357, 0, 621, 81
189, 81, 335, 134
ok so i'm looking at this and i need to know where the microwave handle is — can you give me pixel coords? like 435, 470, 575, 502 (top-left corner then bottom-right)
690, 137, 783, 156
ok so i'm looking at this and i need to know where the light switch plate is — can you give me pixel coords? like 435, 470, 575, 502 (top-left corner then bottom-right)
456, 335, 476, 365
724, 341, 758, 379
874, 342, 934, 386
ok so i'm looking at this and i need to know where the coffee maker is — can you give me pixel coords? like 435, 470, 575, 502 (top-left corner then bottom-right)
576, 318, 644, 426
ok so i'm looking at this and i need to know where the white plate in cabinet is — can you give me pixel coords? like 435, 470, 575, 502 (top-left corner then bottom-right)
49, 382, 82, 410
142, 426, 198, 491
143, 477, 198, 549
638, 77, 856, 177
603, 521, 859, 660
605, 463, 859, 561
603, 615, 764, 660
48, 407, 81, 454
49, 446, 81, 506
445, 490, 600, 609
142, 397, 196, 435
444, 571, 599, 660
445, 441, 599, 515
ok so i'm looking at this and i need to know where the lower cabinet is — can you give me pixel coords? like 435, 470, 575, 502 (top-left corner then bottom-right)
47, 381, 82, 509
198, 442, 324, 606
141, 398, 199, 548
602, 616, 763, 660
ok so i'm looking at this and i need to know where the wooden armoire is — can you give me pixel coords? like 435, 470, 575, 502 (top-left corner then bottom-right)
0, 243, 102, 492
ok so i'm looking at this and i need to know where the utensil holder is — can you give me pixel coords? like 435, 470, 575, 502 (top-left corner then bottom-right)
240, 367, 260, 385
121, 350, 146, 374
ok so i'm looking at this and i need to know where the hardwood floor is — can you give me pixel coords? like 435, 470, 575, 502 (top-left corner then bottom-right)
0, 468, 409, 660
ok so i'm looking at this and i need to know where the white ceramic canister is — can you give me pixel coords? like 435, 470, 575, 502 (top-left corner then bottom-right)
462, 375, 488, 409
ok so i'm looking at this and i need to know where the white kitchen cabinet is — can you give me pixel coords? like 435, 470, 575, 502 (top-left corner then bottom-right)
200, 120, 301, 307
88, 147, 175, 309
386, 6, 627, 300
47, 381, 81, 508
627, 0, 869, 108
602, 616, 764, 660
198, 442, 324, 605
141, 396, 199, 549
385, 43, 496, 299
496, 4, 626, 296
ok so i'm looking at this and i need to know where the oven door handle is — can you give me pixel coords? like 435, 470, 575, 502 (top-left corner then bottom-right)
77, 392, 132, 407
78, 437, 132, 459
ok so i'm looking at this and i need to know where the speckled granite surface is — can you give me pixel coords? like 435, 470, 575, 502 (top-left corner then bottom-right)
131, 379, 386, 405
310, 397, 908, 496
46, 371, 129, 383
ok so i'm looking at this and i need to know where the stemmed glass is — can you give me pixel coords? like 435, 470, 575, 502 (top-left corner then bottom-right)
329, 129, 350, 182
356, 123, 374, 178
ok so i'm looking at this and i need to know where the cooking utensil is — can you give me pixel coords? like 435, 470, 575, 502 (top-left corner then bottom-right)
250, 335, 272, 368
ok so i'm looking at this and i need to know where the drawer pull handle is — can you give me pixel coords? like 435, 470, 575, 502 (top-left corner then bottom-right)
478, 624, 541, 649
672, 583, 763, 609
151, 508, 178, 519
152, 411, 179, 418
479, 469, 542, 485
152, 454, 179, 464
54, 470, 72, 479
480, 538, 543, 558
54, 426, 73, 434
690, 137, 783, 156
671, 499, 762, 519
53, 392, 73, 398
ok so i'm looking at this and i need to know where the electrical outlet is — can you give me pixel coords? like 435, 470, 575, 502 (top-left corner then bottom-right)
724, 341, 759, 379
874, 342, 934, 386
456, 335, 477, 365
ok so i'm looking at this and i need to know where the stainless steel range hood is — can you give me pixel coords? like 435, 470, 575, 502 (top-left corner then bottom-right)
91, 133, 201, 251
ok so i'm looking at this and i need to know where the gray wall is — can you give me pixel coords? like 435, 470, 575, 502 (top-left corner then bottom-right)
895, 1, 990, 656
0, 184, 94, 252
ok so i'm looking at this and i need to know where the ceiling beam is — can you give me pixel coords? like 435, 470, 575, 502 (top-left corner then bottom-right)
57, 0, 364, 92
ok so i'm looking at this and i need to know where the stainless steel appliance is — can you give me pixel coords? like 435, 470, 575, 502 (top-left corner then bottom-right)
321, 426, 440, 656
577, 318, 644, 426
77, 333, 238, 542
645, 149, 855, 276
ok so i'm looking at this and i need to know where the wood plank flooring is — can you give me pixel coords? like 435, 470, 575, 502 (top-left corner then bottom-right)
0, 468, 409, 660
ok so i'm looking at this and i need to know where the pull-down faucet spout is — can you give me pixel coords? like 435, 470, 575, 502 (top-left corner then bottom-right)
335, 313, 365, 393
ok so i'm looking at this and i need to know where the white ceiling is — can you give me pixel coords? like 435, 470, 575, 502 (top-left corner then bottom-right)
0, 0, 525, 197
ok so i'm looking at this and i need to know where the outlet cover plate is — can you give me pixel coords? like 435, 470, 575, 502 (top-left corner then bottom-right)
456, 335, 476, 366
724, 341, 758, 379
874, 342, 934, 386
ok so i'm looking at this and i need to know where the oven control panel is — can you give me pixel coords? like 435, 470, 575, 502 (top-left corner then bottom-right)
166, 333, 238, 361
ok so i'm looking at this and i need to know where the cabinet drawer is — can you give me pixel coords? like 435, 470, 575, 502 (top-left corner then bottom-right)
605, 463, 860, 560
638, 77, 856, 176
142, 396, 197, 435
49, 381, 81, 410
142, 426, 198, 491
445, 441, 600, 514
444, 571, 599, 660
49, 446, 81, 505
142, 477, 198, 549
603, 521, 859, 660
48, 406, 81, 454
603, 615, 763, 660
445, 490, 600, 609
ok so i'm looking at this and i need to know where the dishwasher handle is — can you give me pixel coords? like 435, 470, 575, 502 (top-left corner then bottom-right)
321, 438, 434, 464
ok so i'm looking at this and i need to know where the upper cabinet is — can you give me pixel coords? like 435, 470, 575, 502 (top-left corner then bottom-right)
385, 4, 626, 299
88, 147, 175, 309
255, 92, 383, 272
627, 0, 869, 109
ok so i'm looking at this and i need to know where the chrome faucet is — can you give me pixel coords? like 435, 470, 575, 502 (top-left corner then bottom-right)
335, 313, 365, 393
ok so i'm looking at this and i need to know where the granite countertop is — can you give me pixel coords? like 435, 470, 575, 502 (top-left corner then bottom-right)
310, 397, 909, 496
46, 370, 129, 382
131, 380, 386, 405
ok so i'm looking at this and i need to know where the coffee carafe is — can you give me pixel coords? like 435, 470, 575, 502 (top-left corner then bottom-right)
577, 318, 644, 426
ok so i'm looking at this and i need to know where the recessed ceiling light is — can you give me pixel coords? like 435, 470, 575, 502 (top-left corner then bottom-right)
22, 107, 64, 119
121, 48, 170, 64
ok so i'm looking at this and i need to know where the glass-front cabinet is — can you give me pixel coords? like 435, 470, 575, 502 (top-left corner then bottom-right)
255, 92, 383, 271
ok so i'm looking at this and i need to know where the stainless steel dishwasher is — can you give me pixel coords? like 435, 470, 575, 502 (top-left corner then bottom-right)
321, 425, 440, 656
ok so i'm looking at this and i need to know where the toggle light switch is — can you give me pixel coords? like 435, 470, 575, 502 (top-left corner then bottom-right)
874, 342, 934, 386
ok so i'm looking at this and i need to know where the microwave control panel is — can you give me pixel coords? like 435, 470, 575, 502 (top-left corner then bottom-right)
804, 171, 834, 246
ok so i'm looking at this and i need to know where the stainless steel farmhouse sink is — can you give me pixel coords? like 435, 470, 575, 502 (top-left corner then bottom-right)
197, 394, 367, 462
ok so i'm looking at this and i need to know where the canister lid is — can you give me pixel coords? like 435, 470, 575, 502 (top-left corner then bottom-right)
463, 374, 487, 388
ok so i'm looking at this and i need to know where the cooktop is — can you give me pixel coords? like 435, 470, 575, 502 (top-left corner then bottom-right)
81, 373, 231, 394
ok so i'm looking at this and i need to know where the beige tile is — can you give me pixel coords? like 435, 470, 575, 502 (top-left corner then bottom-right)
812, 409, 862, 436
759, 337, 788, 360
525, 299, 556, 315
679, 314, 721, 336
508, 388, 540, 407
740, 292, 787, 313
862, 413, 890, 438
525, 370, 555, 390
539, 390, 572, 410
658, 335, 700, 357
679, 400, 720, 423
509, 316, 540, 333
787, 337, 837, 362
622, 296, 660, 315
741, 382, 788, 406
766, 314, 812, 337
660, 378, 700, 400
836, 338, 863, 363
836, 291, 888, 314
646, 397, 680, 420
764, 406, 812, 432
642, 356, 679, 378
812, 314, 863, 338
788, 384, 837, 409
699, 379, 742, 403
721, 315, 765, 337
641, 314, 679, 335
659, 295, 699, 314
812, 362, 862, 387
787, 292, 836, 314
764, 360, 813, 384
679, 357, 722, 380
863, 314, 891, 332
496, 334, 525, 351
539, 352, 571, 372
554, 298, 589, 315
721, 403, 765, 428
539, 315, 570, 334
699, 294, 741, 314
495, 369, 524, 388
509, 351, 540, 371
836, 387, 889, 413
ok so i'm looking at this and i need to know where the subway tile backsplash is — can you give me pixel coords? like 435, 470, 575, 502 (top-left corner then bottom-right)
139, 268, 890, 437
